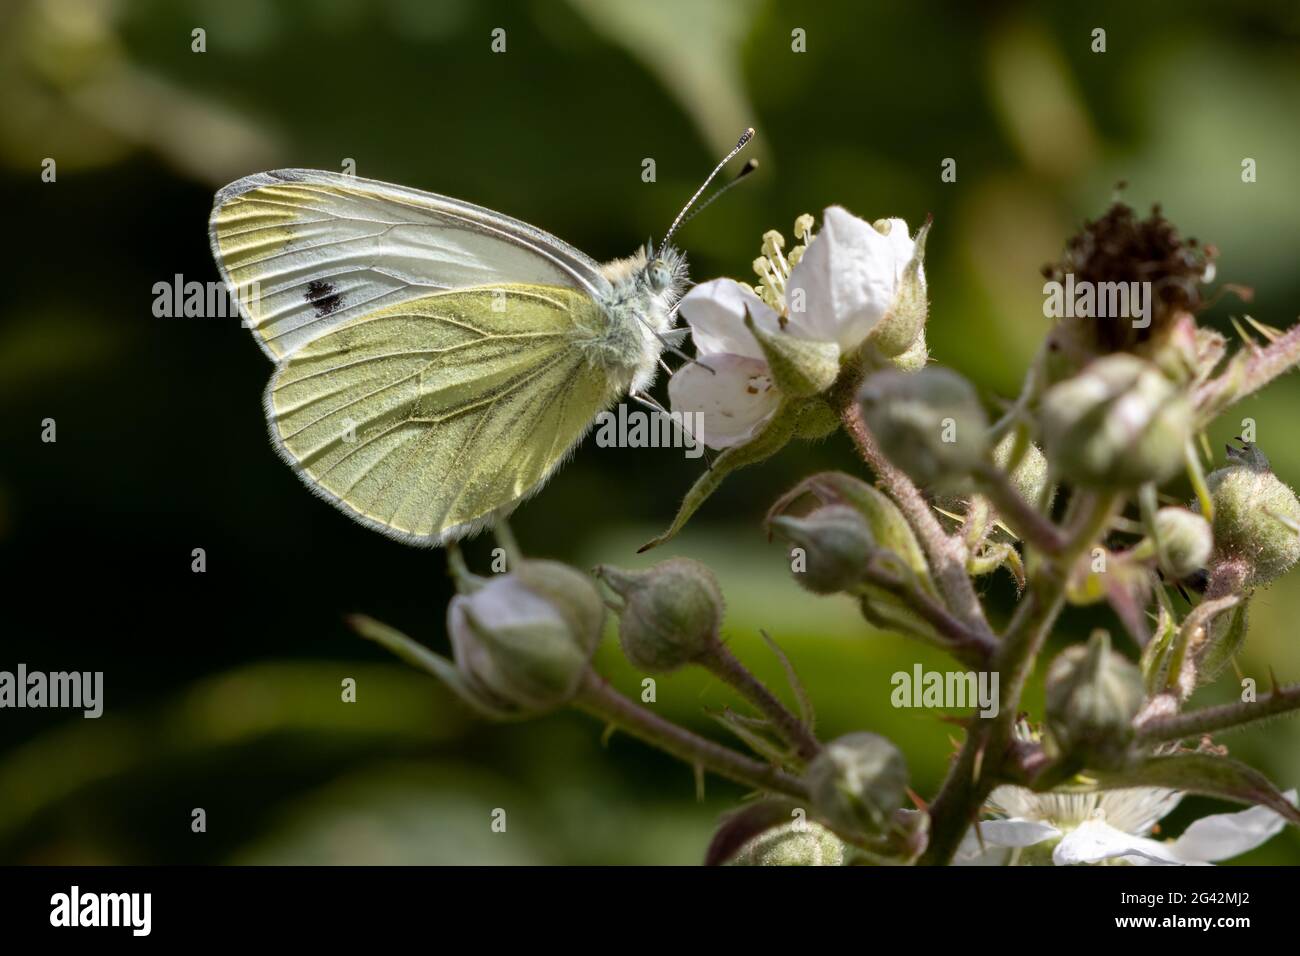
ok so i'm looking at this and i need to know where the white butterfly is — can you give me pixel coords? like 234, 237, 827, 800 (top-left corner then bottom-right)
209, 131, 752, 545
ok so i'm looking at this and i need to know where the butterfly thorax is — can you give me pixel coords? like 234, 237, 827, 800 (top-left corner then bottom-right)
590, 244, 688, 394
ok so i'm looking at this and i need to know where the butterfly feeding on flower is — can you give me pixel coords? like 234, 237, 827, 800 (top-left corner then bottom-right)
208, 131, 756, 545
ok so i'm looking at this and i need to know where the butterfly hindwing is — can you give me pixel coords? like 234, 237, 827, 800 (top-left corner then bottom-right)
266, 283, 618, 544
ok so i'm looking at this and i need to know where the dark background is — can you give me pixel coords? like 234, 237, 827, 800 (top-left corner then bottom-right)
1, 0, 1298, 863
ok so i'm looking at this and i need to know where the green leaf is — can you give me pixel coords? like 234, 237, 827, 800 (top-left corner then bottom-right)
1088, 753, 1300, 825
639, 401, 798, 552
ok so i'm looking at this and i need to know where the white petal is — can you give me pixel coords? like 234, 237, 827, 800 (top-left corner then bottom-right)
458, 576, 564, 633
979, 819, 1062, 848
953, 840, 1012, 866
1096, 788, 1183, 835
875, 216, 918, 270
955, 818, 1059, 865
1052, 819, 1187, 866
667, 353, 780, 450
786, 207, 910, 353
677, 279, 779, 361
1167, 791, 1297, 863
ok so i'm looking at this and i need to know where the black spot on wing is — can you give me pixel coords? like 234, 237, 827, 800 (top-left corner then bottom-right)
305, 279, 343, 317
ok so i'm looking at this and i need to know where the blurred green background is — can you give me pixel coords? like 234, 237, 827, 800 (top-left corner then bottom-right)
2, 0, 1299, 864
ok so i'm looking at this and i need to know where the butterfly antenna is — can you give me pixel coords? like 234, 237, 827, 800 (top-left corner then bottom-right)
676, 159, 759, 232
661, 128, 755, 249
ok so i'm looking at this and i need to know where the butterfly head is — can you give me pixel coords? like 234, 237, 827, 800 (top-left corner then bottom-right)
643, 240, 688, 298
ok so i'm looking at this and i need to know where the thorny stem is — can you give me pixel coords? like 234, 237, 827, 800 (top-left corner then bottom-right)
859, 562, 996, 668
703, 642, 822, 761
574, 670, 810, 801
1136, 682, 1300, 743
1195, 321, 1300, 423
840, 402, 993, 639
918, 491, 1120, 865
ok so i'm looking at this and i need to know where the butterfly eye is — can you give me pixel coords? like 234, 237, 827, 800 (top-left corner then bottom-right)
648, 259, 671, 291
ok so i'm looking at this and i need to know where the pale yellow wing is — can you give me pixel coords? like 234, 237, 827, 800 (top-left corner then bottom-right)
267, 283, 618, 545
209, 169, 612, 360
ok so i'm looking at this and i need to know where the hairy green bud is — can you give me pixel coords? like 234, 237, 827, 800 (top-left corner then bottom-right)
857, 367, 988, 490
1133, 507, 1213, 579
1203, 456, 1300, 585
726, 820, 848, 866
1040, 354, 1191, 488
595, 558, 723, 672
807, 732, 908, 836
770, 504, 875, 594
447, 563, 605, 716
1044, 630, 1143, 769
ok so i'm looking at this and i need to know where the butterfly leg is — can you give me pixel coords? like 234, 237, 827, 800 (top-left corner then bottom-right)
629, 390, 713, 468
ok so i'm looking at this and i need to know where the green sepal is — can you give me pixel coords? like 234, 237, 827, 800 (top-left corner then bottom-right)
640, 401, 799, 552
1140, 597, 1179, 695
745, 310, 840, 398
868, 216, 930, 358
347, 613, 523, 721
1195, 600, 1249, 686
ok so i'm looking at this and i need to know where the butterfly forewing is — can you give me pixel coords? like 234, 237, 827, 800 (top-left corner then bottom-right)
209, 169, 610, 359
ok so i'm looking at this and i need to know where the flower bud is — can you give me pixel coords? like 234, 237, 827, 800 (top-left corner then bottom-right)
1135, 507, 1212, 579
1044, 630, 1143, 769
857, 367, 988, 490
770, 504, 875, 594
447, 562, 605, 717
595, 558, 723, 672
1040, 354, 1191, 488
511, 560, 608, 654
807, 732, 908, 836
1203, 455, 1300, 585
725, 821, 847, 866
